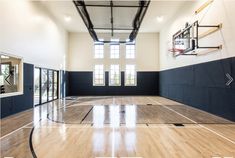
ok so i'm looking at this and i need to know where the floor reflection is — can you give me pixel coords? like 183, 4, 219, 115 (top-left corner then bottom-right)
125, 131, 136, 151
110, 129, 121, 156
93, 106, 105, 128
93, 131, 105, 152
110, 105, 120, 128
125, 105, 136, 128
91, 105, 137, 155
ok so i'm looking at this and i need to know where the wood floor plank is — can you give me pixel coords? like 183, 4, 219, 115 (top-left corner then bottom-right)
1, 128, 33, 158
48, 105, 93, 123
32, 125, 235, 158
1, 96, 235, 158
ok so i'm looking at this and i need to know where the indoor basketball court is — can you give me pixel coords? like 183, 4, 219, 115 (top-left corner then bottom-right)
1, 0, 235, 158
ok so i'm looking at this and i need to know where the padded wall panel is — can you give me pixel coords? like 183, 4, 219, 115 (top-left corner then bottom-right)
68, 71, 158, 96
231, 57, 235, 89
209, 88, 235, 121
195, 58, 231, 88
159, 57, 235, 121
1, 63, 34, 118
183, 86, 210, 111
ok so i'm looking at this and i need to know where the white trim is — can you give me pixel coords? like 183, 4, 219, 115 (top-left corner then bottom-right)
0, 92, 23, 98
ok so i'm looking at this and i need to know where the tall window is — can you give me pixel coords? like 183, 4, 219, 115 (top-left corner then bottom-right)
109, 65, 120, 86
125, 65, 136, 86
93, 65, 105, 86
94, 44, 104, 58
110, 39, 119, 59
126, 44, 135, 59
110, 45, 119, 59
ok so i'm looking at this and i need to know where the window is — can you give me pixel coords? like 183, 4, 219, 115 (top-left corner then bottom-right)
34, 68, 40, 105
110, 39, 119, 59
110, 45, 119, 59
125, 65, 136, 86
126, 44, 135, 59
94, 44, 104, 58
93, 65, 105, 86
0, 53, 23, 96
53, 71, 58, 99
41, 69, 48, 103
109, 65, 120, 86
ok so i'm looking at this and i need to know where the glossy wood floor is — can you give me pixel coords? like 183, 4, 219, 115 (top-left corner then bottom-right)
1, 96, 235, 158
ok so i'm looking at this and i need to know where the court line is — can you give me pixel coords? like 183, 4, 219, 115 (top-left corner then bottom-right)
0, 121, 34, 140
29, 127, 37, 158
147, 97, 235, 145
0, 98, 78, 140
80, 106, 94, 124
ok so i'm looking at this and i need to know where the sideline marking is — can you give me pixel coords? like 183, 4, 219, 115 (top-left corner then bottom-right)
1, 98, 78, 140
0, 121, 33, 140
147, 97, 235, 145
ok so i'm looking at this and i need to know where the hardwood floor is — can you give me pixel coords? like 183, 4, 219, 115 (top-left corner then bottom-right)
1, 96, 235, 158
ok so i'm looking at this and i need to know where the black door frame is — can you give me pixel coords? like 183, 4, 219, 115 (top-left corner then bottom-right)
34, 67, 59, 106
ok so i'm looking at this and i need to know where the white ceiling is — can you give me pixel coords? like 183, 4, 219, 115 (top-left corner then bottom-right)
42, 0, 195, 33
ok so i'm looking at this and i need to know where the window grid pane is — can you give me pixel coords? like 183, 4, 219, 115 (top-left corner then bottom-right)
94, 65, 104, 86
110, 65, 120, 86
126, 44, 135, 59
94, 44, 104, 58
110, 45, 119, 59
125, 65, 136, 86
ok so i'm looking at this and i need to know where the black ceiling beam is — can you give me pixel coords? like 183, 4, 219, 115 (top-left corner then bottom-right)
73, 0, 98, 41
94, 27, 133, 31
103, 41, 130, 44
110, 0, 114, 37
74, 4, 149, 8
129, 0, 150, 42
73, 0, 150, 43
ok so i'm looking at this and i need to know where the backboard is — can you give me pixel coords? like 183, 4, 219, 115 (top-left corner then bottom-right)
170, 22, 198, 56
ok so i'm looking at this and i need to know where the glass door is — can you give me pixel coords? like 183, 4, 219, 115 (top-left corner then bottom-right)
34, 68, 41, 105
53, 71, 58, 99
34, 67, 59, 105
41, 69, 48, 103
48, 70, 53, 101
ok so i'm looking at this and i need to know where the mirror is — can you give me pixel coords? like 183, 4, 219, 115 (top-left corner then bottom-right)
0, 53, 23, 96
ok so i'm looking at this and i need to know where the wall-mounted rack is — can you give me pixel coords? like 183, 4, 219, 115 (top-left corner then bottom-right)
169, 21, 222, 57
198, 23, 222, 39
195, 0, 214, 15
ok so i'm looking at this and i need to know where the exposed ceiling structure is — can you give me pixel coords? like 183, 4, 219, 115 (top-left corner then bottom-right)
42, 0, 195, 38
73, 0, 150, 43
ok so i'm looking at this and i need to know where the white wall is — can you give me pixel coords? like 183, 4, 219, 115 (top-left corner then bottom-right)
0, 0, 68, 70
68, 32, 159, 71
159, 0, 235, 70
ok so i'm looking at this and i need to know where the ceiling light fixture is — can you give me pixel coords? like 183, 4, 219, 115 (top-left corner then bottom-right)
64, 15, 71, 22
156, 16, 164, 22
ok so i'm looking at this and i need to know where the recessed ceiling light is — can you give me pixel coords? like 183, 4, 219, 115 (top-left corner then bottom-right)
156, 16, 164, 22
64, 15, 71, 22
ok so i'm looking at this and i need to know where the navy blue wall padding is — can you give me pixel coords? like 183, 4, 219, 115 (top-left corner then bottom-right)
1, 63, 34, 118
68, 71, 158, 96
159, 57, 235, 121
1, 57, 234, 122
